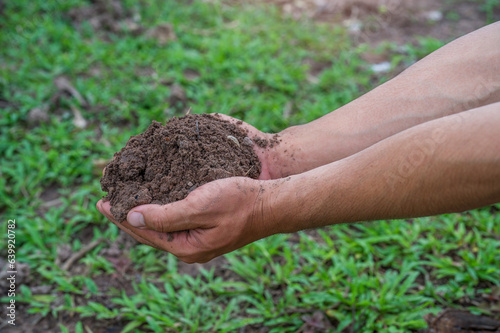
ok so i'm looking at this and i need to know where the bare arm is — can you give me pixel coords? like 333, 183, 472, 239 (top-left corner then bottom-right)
97, 23, 500, 263
267, 22, 500, 178
266, 103, 500, 234
99, 103, 500, 263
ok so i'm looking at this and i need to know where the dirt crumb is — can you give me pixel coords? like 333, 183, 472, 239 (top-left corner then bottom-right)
253, 136, 269, 148
269, 133, 281, 148
100, 114, 261, 222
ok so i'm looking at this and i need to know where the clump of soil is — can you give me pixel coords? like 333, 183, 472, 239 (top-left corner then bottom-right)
100, 114, 261, 222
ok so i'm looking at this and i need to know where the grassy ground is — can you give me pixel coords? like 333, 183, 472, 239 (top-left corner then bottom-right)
1, 0, 499, 332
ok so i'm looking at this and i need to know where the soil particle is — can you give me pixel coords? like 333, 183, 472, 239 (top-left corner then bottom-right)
253, 136, 269, 148
269, 133, 281, 148
100, 113, 261, 222
254, 133, 281, 148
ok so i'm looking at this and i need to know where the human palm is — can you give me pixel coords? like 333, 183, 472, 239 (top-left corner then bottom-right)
97, 115, 280, 262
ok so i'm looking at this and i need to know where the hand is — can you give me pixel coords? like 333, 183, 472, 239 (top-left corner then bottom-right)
97, 114, 287, 262
97, 176, 276, 263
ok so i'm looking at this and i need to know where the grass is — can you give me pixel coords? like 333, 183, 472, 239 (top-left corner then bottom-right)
1, 0, 499, 332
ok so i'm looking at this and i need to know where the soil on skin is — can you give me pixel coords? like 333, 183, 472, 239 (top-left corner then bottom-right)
100, 113, 261, 222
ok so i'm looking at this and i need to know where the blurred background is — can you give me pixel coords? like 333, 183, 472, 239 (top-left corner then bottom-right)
1, 0, 499, 332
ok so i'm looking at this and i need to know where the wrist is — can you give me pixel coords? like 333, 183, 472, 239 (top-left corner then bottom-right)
259, 174, 317, 235
262, 160, 356, 235
265, 126, 303, 179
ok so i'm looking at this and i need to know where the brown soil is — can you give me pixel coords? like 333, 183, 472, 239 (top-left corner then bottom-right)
100, 113, 261, 222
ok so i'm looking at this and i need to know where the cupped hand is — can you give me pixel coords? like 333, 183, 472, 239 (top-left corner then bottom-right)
97, 176, 279, 263
97, 114, 289, 262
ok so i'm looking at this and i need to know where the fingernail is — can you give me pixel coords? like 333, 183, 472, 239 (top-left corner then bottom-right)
128, 212, 145, 228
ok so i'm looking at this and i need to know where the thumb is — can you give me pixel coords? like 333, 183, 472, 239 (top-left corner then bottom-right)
126, 202, 200, 233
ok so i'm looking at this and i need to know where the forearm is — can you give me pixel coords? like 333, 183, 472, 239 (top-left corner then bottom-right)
267, 103, 500, 234
269, 22, 500, 178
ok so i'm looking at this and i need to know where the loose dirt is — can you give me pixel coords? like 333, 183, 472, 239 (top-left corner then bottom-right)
100, 113, 261, 222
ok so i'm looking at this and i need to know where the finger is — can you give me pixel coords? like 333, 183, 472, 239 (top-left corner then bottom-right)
134, 229, 193, 255
97, 200, 163, 250
144, 228, 212, 263
124, 203, 219, 261
169, 229, 226, 263
97, 200, 120, 223
96, 199, 114, 221
112, 218, 163, 250
97, 201, 199, 256
126, 200, 205, 233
